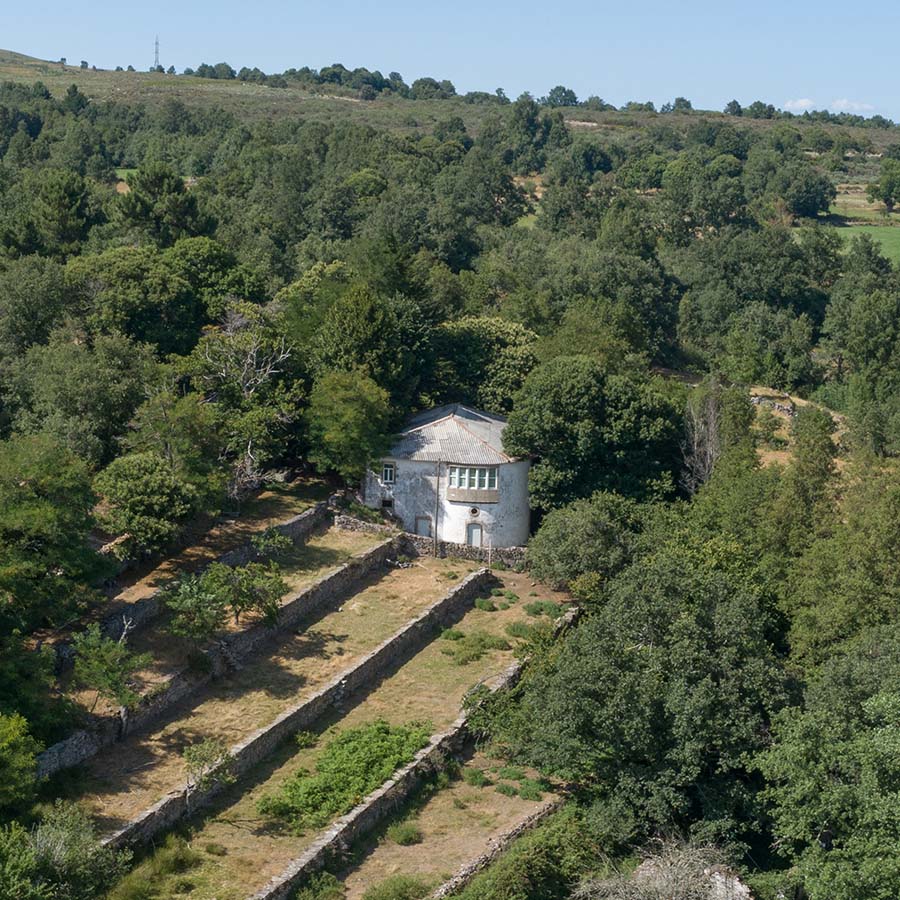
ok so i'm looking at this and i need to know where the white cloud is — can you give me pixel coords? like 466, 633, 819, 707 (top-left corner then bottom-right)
831, 98, 875, 112
784, 98, 815, 111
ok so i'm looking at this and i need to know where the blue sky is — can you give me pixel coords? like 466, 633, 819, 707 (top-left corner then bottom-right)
3, 1, 899, 117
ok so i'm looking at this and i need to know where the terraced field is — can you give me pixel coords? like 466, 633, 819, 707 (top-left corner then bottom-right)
107, 571, 569, 900
72, 554, 480, 833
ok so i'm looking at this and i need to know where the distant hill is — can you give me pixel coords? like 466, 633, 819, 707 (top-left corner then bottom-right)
1, 47, 898, 148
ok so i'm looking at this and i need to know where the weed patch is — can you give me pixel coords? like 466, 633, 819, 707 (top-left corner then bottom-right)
440, 630, 509, 665
362, 874, 430, 900
387, 820, 423, 845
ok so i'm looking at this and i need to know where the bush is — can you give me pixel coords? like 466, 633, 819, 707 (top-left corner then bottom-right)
474, 597, 497, 612
258, 721, 431, 832
463, 767, 489, 787
386, 820, 423, 845
362, 874, 430, 900
441, 628, 464, 642
518, 778, 545, 801
497, 766, 526, 781
0, 712, 40, 816
294, 872, 346, 900
524, 601, 563, 619
250, 526, 294, 560
496, 781, 518, 797
296, 731, 318, 748
204, 842, 226, 856
505, 621, 535, 641
440, 630, 510, 665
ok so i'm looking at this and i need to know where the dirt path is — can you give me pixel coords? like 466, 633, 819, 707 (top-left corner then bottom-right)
74, 556, 480, 833
110, 572, 568, 900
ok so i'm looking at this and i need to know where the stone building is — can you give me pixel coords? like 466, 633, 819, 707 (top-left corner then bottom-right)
363, 404, 530, 548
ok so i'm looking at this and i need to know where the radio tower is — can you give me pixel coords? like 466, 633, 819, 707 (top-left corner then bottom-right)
153, 35, 160, 70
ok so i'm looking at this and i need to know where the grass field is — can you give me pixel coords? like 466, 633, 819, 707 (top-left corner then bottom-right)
835, 224, 900, 264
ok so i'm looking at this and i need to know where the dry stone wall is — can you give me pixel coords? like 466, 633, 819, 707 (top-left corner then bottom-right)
36, 530, 394, 779
102, 568, 496, 850
52, 502, 332, 671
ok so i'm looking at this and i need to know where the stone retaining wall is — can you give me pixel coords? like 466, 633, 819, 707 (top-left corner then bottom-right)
247, 604, 580, 900
36, 531, 394, 779
403, 533, 527, 568
247, 657, 521, 900
52, 503, 333, 671
102, 568, 496, 850
429, 798, 565, 898
333, 516, 528, 568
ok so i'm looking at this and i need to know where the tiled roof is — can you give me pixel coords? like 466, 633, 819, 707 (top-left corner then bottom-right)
387, 404, 516, 465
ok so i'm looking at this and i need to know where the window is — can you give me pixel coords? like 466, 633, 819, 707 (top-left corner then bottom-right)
381, 462, 395, 484
381, 497, 394, 510
448, 466, 498, 491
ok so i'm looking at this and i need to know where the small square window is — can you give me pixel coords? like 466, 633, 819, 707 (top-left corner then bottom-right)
381, 497, 394, 509
382, 463, 395, 484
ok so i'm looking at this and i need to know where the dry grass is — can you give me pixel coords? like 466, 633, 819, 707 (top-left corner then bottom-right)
71, 555, 480, 833
339, 750, 557, 899
110, 571, 567, 900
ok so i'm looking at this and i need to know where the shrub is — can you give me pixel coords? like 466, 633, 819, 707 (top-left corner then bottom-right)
258, 721, 431, 832
441, 628, 464, 642
204, 842, 226, 856
250, 526, 293, 560
497, 766, 526, 781
491, 588, 504, 596
496, 781, 518, 797
474, 597, 497, 612
294, 872, 346, 900
524, 600, 563, 619
295, 731, 317, 748
362, 874, 429, 900
518, 779, 545, 801
463, 767, 489, 787
440, 631, 510, 665
505, 621, 535, 641
386, 820, 423, 846
0, 712, 40, 816
504, 590, 519, 601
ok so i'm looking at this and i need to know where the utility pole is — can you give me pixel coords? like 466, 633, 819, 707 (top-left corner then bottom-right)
153, 35, 160, 71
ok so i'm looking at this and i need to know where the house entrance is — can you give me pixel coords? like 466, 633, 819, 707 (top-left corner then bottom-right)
415, 516, 432, 538
466, 522, 483, 548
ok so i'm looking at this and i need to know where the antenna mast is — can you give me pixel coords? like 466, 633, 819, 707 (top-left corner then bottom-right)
153, 35, 160, 70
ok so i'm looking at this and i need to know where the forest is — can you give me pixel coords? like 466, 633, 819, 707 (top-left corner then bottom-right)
1, 68, 900, 899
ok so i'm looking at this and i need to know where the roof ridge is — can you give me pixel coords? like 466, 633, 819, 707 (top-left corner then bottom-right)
453, 418, 514, 463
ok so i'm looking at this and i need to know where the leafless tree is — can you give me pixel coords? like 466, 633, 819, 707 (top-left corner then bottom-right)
573, 842, 750, 900
681, 382, 723, 495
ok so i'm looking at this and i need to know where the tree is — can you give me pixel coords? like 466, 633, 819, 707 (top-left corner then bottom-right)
0, 823, 53, 900
867, 158, 900, 213
503, 356, 681, 509
184, 302, 302, 498
758, 628, 900, 900
425, 316, 538, 414
0, 434, 101, 632
7, 328, 157, 466
306, 370, 392, 483
71, 623, 152, 713
116, 161, 211, 246
164, 572, 229, 645
724, 99, 743, 116
0, 713, 40, 816
0, 255, 71, 360
93, 452, 199, 557
543, 85, 578, 107
200, 561, 286, 626
526, 492, 647, 590
484, 537, 786, 850
183, 737, 234, 810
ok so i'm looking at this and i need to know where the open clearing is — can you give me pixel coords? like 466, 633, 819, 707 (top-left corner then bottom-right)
111, 571, 568, 900
67, 554, 481, 833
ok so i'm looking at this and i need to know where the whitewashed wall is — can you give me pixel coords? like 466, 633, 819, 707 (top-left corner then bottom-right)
364, 459, 530, 548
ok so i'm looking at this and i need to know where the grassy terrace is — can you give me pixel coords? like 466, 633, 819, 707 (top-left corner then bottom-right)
338, 748, 558, 898
108, 572, 568, 900
62, 553, 480, 833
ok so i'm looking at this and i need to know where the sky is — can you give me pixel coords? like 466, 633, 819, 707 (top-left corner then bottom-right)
2, 0, 899, 118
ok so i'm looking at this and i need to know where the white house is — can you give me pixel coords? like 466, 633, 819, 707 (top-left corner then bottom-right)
363, 404, 530, 548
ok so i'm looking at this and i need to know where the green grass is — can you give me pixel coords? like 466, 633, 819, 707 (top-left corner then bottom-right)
836, 225, 900, 264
